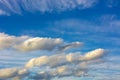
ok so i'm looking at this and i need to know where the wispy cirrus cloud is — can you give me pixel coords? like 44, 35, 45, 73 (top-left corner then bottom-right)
0, 9, 9, 15
0, 0, 97, 15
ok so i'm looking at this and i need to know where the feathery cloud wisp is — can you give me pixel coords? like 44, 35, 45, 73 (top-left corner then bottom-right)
0, 9, 9, 15
0, 0, 97, 15
0, 68, 29, 80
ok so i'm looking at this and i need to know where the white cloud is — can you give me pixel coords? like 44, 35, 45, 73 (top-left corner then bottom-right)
0, 47, 107, 80
0, 0, 97, 15
0, 68, 18, 79
15, 37, 63, 52
0, 9, 9, 15
25, 56, 49, 68
0, 33, 62, 51
24, 65, 87, 80
82, 48, 106, 60
0, 33, 29, 50
0, 33, 83, 52
0, 56, 107, 80
0, 68, 29, 80
26, 59, 104, 80
0, 33, 109, 80
76, 0, 97, 8
25, 48, 106, 68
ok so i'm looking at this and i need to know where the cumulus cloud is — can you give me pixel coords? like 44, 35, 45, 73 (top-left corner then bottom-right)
0, 33, 60, 51
0, 68, 29, 80
0, 33, 29, 49
0, 68, 18, 79
0, 33, 83, 52
81, 48, 106, 61
15, 37, 63, 52
25, 48, 106, 68
0, 33, 108, 80
0, 0, 97, 15
24, 59, 104, 80
0, 57, 106, 80
29, 65, 87, 80
0, 48, 107, 80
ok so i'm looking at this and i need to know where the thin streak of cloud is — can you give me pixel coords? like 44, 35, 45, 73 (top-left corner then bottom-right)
0, 9, 9, 16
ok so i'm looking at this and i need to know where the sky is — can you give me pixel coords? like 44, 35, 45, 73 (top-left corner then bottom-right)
0, 0, 120, 80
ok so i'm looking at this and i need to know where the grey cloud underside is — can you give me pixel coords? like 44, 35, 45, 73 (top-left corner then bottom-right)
0, 0, 97, 15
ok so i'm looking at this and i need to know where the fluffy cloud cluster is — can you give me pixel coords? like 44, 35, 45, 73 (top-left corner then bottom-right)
0, 0, 97, 15
0, 33, 83, 52
0, 33, 29, 49
0, 33, 108, 80
0, 48, 107, 80
0, 68, 29, 80
15, 37, 63, 52
25, 48, 105, 68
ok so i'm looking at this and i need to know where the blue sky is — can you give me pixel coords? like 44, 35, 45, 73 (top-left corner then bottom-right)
0, 0, 120, 80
